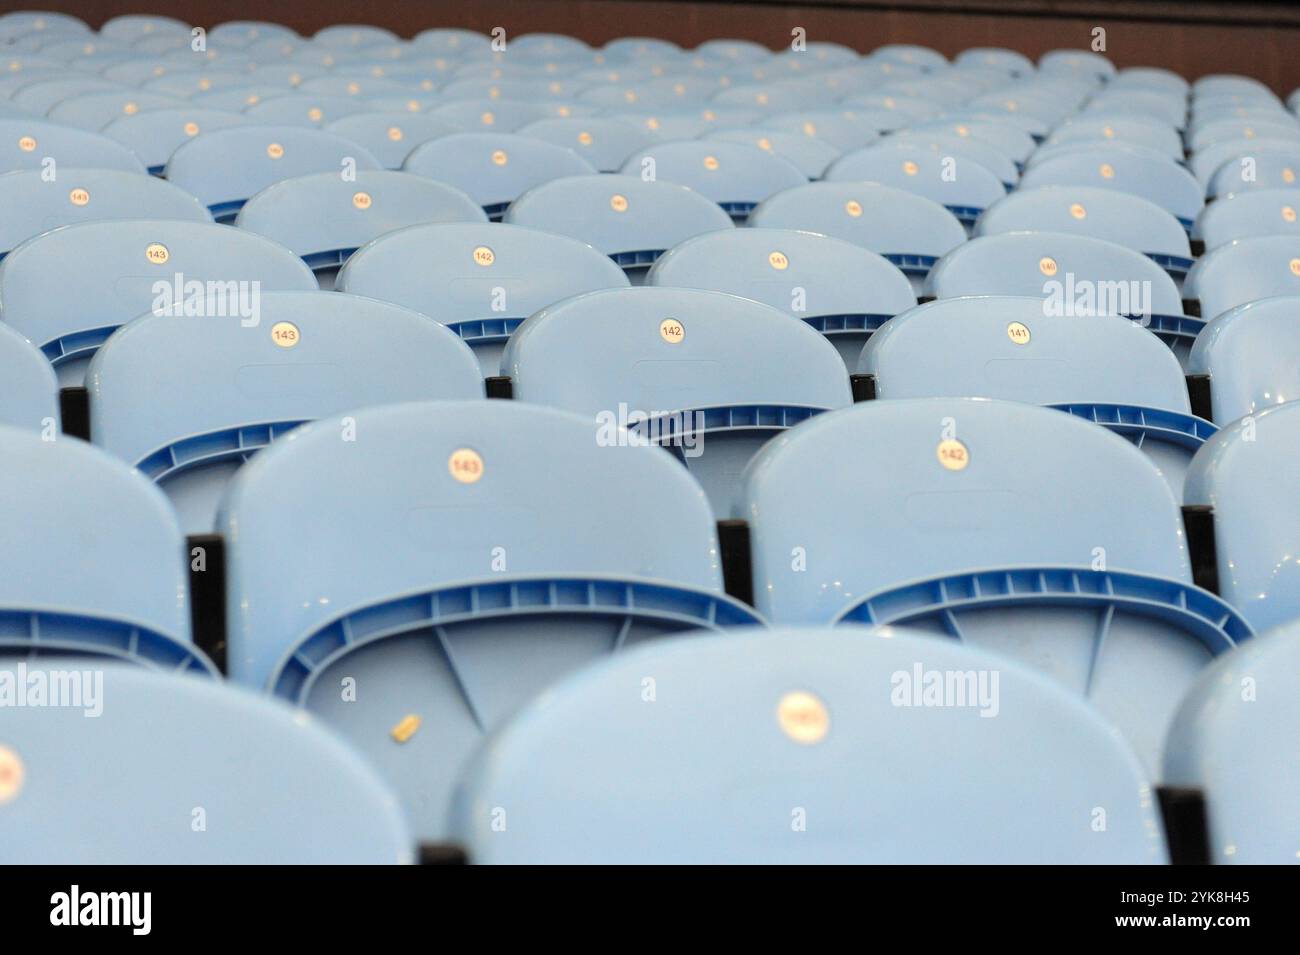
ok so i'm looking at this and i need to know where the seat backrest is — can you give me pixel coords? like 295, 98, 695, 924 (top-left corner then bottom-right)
1207, 146, 1300, 198
219, 399, 727, 686
0, 423, 191, 644
1019, 147, 1203, 227
1184, 401, 1300, 631
450, 626, 1165, 864
234, 170, 486, 268
1188, 117, 1300, 153
925, 232, 1184, 318
1195, 188, 1300, 251
46, 90, 185, 130
502, 286, 850, 417
760, 109, 882, 152
164, 125, 382, 219
618, 139, 806, 214
1164, 622, 1300, 863
739, 398, 1192, 623
86, 291, 484, 533
748, 181, 966, 269
1188, 297, 1300, 424
647, 227, 915, 321
101, 107, 253, 172
1046, 114, 1184, 161
425, 99, 557, 133
862, 296, 1191, 410
240, 93, 375, 128
0, 219, 317, 385
0, 168, 210, 257
824, 142, 1006, 219
1185, 235, 1300, 319
401, 132, 596, 216
0, 118, 145, 174
514, 118, 656, 173
911, 116, 1036, 163
878, 130, 1019, 186
503, 174, 733, 266
0, 323, 57, 433
701, 128, 842, 179
324, 112, 460, 168
976, 185, 1191, 264
1188, 136, 1299, 185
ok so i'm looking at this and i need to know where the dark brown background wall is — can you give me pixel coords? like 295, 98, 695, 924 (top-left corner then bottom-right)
19, 0, 1300, 94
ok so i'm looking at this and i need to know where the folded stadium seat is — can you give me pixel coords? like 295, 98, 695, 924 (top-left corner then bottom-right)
503, 174, 734, 281
500, 286, 851, 514
187, 85, 296, 112
879, 131, 1019, 188
451, 627, 1169, 864
209, 20, 300, 46
578, 82, 702, 110
219, 399, 762, 840
402, 132, 596, 220
824, 142, 1006, 230
1194, 74, 1275, 100
1186, 297, 1300, 426
336, 221, 629, 374
1206, 146, 1300, 199
44, 90, 186, 130
1112, 66, 1190, 98
976, 186, 1194, 287
873, 44, 947, 70
0, 323, 57, 433
437, 77, 589, 103
0, 168, 211, 260
1190, 102, 1293, 130
426, 99, 556, 133
835, 92, 944, 127
0, 11, 89, 38
3, 663, 413, 863
296, 75, 421, 100
859, 296, 1215, 498
700, 127, 841, 179
1044, 114, 1185, 162
710, 82, 832, 113
1018, 146, 1203, 230
140, 70, 250, 99
0, 118, 145, 174
164, 125, 382, 221
1187, 116, 1300, 153
647, 228, 915, 368
758, 109, 882, 152
695, 39, 771, 63
87, 290, 483, 533
1025, 139, 1182, 174
1184, 235, 1300, 320
1164, 624, 1300, 864
100, 107, 253, 175
234, 170, 486, 287
748, 181, 967, 295
1187, 135, 1300, 186
0, 425, 214, 672
602, 36, 684, 60
313, 24, 399, 48
411, 26, 490, 53
515, 117, 655, 172
910, 117, 1037, 165
736, 397, 1250, 773
323, 112, 460, 169
100, 12, 189, 40
1082, 90, 1187, 131
0, 218, 317, 385
615, 107, 762, 141
963, 93, 1058, 139
925, 232, 1201, 367
954, 47, 1035, 76
8, 77, 128, 115
618, 140, 806, 222
1039, 49, 1116, 82
510, 31, 592, 60
241, 93, 375, 128
1194, 188, 1300, 251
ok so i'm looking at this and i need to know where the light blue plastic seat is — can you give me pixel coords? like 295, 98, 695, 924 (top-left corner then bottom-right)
323, 112, 460, 168
87, 290, 484, 534
219, 399, 761, 840
1045, 114, 1185, 162
1187, 297, 1300, 425
0, 218, 317, 385
1112, 66, 1189, 97
337, 221, 629, 374
0, 424, 213, 671
758, 109, 882, 151
860, 296, 1214, 497
140, 69, 248, 99
501, 287, 851, 514
234, 170, 486, 285
402, 132, 596, 220
0, 323, 57, 433
515, 117, 655, 172
954, 47, 1034, 75
503, 174, 733, 279
1194, 188, 1300, 251
701, 127, 841, 179
450, 626, 1167, 864
1164, 624, 1300, 864
1040, 49, 1115, 81
748, 181, 967, 295
313, 24, 399, 48
426, 99, 555, 133
164, 125, 382, 221
880, 130, 1019, 187
976, 185, 1194, 284
44, 90, 185, 130
0, 118, 145, 174
241, 92, 375, 128
926, 232, 1202, 366
1206, 147, 1300, 199
824, 142, 1006, 228
1083, 90, 1187, 130
101, 107, 253, 174
296, 74, 418, 100
618, 139, 806, 221
208, 20, 299, 46
0, 168, 210, 259
647, 227, 915, 368
1019, 147, 1203, 229
1188, 136, 1300, 186
0, 661, 413, 863
8, 77, 128, 114
100, 12, 189, 41
438, 77, 588, 103
0, 11, 89, 39
1187, 117, 1300, 153
1184, 402, 1300, 632
737, 397, 1250, 774
910, 117, 1036, 165
1184, 235, 1300, 320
